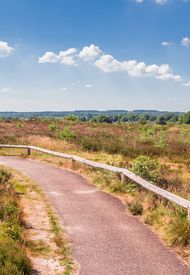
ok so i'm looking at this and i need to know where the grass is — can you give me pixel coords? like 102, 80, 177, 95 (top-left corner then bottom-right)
128, 201, 143, 215
0, 167, 32, 274
0, 240, 31, 275
48, 207, 74, 275
167, 218, 190, 246
26, 240, 52, 256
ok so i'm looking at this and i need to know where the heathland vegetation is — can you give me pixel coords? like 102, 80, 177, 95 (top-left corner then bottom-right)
1, 110, 190, 262
0, 168, 32, 274
0, 164, 74, 274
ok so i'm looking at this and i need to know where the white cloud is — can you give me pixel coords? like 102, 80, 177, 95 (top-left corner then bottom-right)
0, 41, 14, 57
182, 82, 190, 87
59, 48, 77, 65
39, 48, 78, 65
39, 44, 181, 82
79, 44, 102, 61
161, 41, 173, 47
85, 84, 92, 88
95, 55, 122, 73
156, 73, 181, 81
155, 0, 168, 4
94, 54, 181, 81
39, 52, 59, 63
124, 61, 146, 77
181, 37, 190, 47
0, 87, 15, 93
135, 0, 144, 3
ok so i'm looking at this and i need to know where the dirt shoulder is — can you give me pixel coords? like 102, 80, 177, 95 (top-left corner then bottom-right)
10, 167, 76, 275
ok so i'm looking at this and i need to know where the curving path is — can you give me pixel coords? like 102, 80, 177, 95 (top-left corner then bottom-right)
0, 156, 189, 275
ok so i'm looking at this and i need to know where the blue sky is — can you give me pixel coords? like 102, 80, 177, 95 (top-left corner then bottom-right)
0, 0, 190, 111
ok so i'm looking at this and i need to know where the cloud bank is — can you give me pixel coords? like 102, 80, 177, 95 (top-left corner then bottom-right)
39, 44, 182, 82
39, 48, 78, 65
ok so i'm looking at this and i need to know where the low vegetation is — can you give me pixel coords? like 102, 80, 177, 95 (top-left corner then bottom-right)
1, 112, 190, 263
0, 167, 32, 274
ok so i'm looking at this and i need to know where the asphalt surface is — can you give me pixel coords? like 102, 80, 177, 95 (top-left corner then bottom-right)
0, 156, 190, 275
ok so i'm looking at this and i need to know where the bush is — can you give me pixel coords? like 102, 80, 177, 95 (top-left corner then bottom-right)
156, 116, 166, 125
58, 127, 76, 141
48, 122, 58, 131
154, 131, 167, 149
0, 169, 12, 185
0, 240, 32, 274
16, 122, 24, 129
133, 155, 160, 183
167, 218, 190, 246
64, 115, 79, 121
81, 137, 100, 152
181, 111, 190, 124
128, 201, 143, 215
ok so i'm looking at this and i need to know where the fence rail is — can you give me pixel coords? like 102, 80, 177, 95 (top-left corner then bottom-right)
0, 144, 190, 220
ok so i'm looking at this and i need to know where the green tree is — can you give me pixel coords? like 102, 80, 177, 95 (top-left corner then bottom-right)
156, 116, 166, 125
181, 111, 190, 124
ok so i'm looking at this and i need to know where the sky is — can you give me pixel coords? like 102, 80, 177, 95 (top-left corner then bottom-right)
0, 0, 190, 112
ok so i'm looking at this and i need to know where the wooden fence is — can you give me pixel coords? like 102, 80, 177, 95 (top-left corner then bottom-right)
0, 144, 190, 220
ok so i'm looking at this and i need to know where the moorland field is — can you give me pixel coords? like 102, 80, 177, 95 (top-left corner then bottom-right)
1, 112, 190, 262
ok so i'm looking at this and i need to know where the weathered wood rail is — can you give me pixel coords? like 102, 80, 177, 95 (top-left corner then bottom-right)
1, 144, 190, 220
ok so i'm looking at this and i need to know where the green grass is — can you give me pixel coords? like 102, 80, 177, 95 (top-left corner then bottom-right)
0, 240, 31, 275
26, 240, 52, 256
47, 205, 74, 275
0, 167, 32, 274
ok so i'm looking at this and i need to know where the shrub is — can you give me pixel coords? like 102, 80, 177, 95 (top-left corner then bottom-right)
167, 218, 190, 246
16, 122, 24, 129
128, 201, 143, 215
48, 122, 58, 131
109, 181, 128, 193
64, 115, 79, 121
133, 155, 160, 183
156, 116, 166, 125
154, 131, 167, 149
0, 169, 12, 185
58, 127, 76, 141
181, 111, 190, 124
81, 137, 100, 152
0, 240, 32, 274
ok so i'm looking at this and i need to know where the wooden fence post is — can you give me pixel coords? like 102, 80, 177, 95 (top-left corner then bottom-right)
188, 208, 190, 222
27, 147, 31, 156
121, 173, 126, 183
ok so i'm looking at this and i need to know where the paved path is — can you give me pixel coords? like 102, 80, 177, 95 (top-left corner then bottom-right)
0, 156, 189, 275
